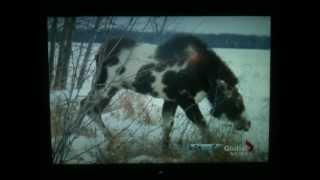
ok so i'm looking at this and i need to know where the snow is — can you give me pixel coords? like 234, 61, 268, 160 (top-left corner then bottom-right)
214, 48, 270, 152
50, 42, 270, 163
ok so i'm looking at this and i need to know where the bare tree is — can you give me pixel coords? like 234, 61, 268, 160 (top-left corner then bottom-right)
51, 17, 175, 163
151, 17, 168, 35
52, 17, 76, 90
77, 17, 103, 89
49, 17, 58, 87
70, 41, 84, 90
159, 17, 168, 35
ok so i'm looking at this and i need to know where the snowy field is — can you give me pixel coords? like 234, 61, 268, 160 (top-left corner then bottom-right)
50, 42, 270, 163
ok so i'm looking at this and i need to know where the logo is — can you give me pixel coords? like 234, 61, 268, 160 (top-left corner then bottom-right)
188, 140, 254, 156
245, 140, 254, 152
223, 139, 254, 156
189, 144, 223, 152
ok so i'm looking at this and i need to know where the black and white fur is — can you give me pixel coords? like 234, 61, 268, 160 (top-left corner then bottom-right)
81, 34, 250, 151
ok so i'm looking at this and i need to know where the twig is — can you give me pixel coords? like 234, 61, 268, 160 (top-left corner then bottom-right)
54, 19, 139, 163
63, 138, 107, 163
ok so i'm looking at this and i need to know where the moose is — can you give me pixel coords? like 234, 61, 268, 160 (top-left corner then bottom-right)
80, 34, 250, 151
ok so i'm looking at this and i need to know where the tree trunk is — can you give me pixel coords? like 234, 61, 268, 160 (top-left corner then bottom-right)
77, 17, 102, 89
53, 17, 76, 90
70, 41, 85, 90
49, 17, 58, 87
159, 17, 167, 35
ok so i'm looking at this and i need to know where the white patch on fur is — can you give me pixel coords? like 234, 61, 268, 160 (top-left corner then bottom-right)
151, 62, 189, 101
162, 111, 174, 129
151, 71, 171, 100
106, 43, 157, 87
150, 45, 197, 101
103, 43, 199, 102
194, 91, 207, 103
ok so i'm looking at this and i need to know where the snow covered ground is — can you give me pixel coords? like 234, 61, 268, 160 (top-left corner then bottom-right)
215, 48, 270, 153
50, 42, 270, 163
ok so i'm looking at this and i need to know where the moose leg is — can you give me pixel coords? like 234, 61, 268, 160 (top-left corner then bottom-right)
177, 97, 211, 143
161, 100, 178, 153
80, 87, 118, 138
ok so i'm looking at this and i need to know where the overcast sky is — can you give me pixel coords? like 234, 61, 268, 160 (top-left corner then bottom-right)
113, 16, 270, 36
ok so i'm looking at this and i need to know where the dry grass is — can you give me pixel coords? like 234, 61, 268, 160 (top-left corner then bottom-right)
89, 110, 253, 163
120, 94, 135, 118
50, 92, 266, 163
50, 98, 96, 139
50, 103, 65, 137
96, 135, 130, 163
72, 121, 265, 163
117, 92, 155, 125
77, 126, 97, 138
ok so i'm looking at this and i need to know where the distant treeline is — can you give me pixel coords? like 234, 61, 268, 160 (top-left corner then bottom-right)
49, 28, 270, 49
